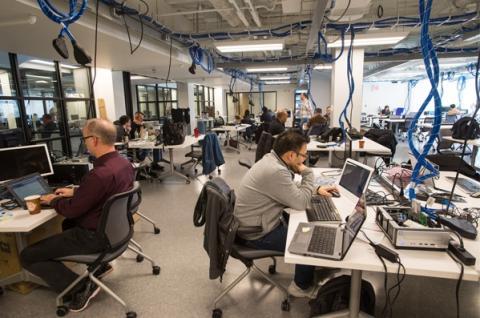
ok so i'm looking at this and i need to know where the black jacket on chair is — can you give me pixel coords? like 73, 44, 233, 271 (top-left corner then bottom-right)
194, 178, 238, 280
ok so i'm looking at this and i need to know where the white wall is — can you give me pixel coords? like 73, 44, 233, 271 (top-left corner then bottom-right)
260, 84, 296, 112
310, 71, 332, 111
93, 68, 116, 121
214, 86, 225, 116
363, 81, 408, 115
112, 71, 126, 118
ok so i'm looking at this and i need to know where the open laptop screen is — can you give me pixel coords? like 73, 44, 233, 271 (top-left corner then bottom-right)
339, 160, 372, 198
7, 173, 51, 208
342, 198, 367, 254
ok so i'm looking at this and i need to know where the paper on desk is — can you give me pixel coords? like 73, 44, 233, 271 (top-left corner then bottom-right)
0, 210, 13, 222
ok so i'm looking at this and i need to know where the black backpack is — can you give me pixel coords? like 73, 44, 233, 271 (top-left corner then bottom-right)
320, 127, 344, 142
309, 275, 375, 317
162, 120, 186, 146
451, 117, 480, 140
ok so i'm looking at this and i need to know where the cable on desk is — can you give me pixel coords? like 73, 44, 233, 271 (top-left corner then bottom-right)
447, 251, 464, 318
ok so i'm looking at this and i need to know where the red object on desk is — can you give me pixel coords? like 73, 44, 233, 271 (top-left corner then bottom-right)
194, 128, 200, 138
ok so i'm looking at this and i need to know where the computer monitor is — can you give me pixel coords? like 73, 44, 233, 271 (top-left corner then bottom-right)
441, 106, 451, 113
0, 144, 53, 183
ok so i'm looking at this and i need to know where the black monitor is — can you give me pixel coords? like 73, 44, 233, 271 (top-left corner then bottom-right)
0, 144, 53, 183
441, 106, 451, 113
0, 129, 23, 148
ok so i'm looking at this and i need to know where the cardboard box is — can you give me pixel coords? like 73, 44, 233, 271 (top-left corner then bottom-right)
0, 215, 64, 281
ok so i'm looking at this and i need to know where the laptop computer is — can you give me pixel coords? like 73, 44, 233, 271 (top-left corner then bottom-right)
6, 173, 52, 209
307, 159, 374, 223
289, 198, 367, 260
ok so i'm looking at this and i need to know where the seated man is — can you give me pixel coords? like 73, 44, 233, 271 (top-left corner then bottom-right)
234, 130, 336, 298
269, 110, 288, 136
20, 118, 134, 312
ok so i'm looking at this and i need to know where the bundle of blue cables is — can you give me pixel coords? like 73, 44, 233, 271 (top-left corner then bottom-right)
189, 45, 215, 74
407, 0, 443, 203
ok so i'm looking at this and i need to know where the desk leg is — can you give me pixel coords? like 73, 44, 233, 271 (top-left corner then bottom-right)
349, 270, 362, 318
159, 149, 191, 183
471, 145, 478, 167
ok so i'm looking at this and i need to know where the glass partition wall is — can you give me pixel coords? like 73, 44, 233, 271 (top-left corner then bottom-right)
0, 52, 95, 157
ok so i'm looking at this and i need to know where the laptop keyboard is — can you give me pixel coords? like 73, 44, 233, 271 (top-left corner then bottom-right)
307, 226, 337, 255
309, 195, 342, 222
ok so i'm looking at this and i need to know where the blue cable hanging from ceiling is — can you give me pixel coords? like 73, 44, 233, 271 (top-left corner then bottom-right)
404, 80, 418, 113
407, 0, 443, 209
338, 27, 355, 142
305, 65, 317, 110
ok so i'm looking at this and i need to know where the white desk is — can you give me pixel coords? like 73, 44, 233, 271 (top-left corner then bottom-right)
211, 124, 250, 153
0, 209, 57, 287
307, 137, 391, 167
384, 118, 406, 136
285, 169, 479, 318
418, 123, 453, 130
162, 135, 205, 183
442, 136, 480, 166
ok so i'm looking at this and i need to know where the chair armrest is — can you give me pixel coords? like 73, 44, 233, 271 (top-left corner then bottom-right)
237, 226, 263, 235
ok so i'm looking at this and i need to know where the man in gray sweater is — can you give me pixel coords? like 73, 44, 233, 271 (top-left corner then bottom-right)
234, 130, 336, 298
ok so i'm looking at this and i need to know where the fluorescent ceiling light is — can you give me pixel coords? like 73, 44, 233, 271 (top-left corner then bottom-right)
259, 76, 290, 80
29, 59, 54, 66
465, 33, 480, 43
60, 64, 79, 69
314, 65, 332, 70
216, 40, 284, 53
26, 74, 51, 80
328, 32, 408, 48
131, 75, 149, 80
35, 80, 48, 84
264, 80, 291, 85
246, 67, 288, 73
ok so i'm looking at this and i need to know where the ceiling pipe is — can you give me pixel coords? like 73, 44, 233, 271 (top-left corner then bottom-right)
228, 0, 250, 27
244, 0, 262, 27
0, 15, 37, 27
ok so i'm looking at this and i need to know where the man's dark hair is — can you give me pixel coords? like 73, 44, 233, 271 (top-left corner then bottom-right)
301, 93, 309, 100
273, 129, 310, 156
119, 115, 130, 125
450, 104, 456, 109
134, 111, 144, 116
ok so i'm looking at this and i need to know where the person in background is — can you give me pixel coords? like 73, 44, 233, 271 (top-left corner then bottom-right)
234, 130, 337, 298
260, 106, 274, 123
269, 110, 288, 136
241, 109, 255, 141
298, 93, 314, 130
115, 115, 131, 142
39, 114, 58, 139
324, 106, 332, 126
21, 119, 134, 312
129, 111, 163, 172
306, 108, 327, 130
447, 104, 461, 116
380, 105, 391, 116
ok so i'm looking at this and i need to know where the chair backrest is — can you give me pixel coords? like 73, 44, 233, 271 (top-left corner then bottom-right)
394, 107, 404, 116
307, 123, 328, 136
255, 131, 273, 162
97, 181, 140, 250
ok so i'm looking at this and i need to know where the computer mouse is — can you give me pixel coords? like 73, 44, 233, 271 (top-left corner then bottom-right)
329, 190, 341, 198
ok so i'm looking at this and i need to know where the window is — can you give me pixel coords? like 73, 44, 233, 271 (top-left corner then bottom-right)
136, 83, 177, 119
0, 52, 95, 157
194, 85, 214, 116
225, 91, 277, 121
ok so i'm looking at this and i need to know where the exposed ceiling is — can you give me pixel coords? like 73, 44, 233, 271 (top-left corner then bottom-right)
0, 0, 478, 87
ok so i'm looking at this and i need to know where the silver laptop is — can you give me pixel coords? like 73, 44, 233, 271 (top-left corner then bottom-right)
307, 159, 374, 223
289, 198, 367, 260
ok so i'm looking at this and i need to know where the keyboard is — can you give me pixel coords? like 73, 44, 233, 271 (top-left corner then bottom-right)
308, 195, 342, 222
307, 226, 337, 255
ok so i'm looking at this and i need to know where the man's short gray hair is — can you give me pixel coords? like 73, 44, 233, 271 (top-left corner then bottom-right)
84, 118, 117, 146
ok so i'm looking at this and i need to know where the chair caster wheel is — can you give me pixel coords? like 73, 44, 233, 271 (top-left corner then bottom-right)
126, 311, 137, 318
281, 300, 290, 312
56, 306, 68, 317
268, 265, 276, 274
136, 255, 144, 263
186, 179, 191, 184
218, 169, 221, 175
208, 175, 213, 180
154, 227, 160, 234
212, 308, 222, 318
194, 169, 198, 174
152, 266, 161, 275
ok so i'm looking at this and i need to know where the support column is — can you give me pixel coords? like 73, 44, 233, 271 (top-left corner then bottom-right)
331, 48, 365, 130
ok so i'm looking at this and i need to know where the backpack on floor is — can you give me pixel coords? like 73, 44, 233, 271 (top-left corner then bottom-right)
309, 275, 375, 317
163, 120, 186, 146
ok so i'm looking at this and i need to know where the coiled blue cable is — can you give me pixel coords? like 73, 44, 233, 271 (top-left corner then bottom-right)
189, 45, 214, 74
305, 65, 317, 110
407, 0, 442, 203
37, 0, 87, 43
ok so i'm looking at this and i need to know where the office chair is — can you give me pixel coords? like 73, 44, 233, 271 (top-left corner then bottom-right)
436, 129, 471, 156
54, 182, 159, 318
180, 144, 203, 174
200, 179, 289, 318
237, 131, 273, 170
127, 187, 161, 270
132, 167, 161, 234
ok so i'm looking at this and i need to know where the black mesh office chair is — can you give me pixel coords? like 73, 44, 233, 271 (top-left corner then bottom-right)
127, 187, 161, 271
238, 131, 273, 169
199, 179, 289, 318
54, 182, 159, 318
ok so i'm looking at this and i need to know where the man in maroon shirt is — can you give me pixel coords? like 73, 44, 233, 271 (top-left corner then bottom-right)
20, 118, 134, 312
